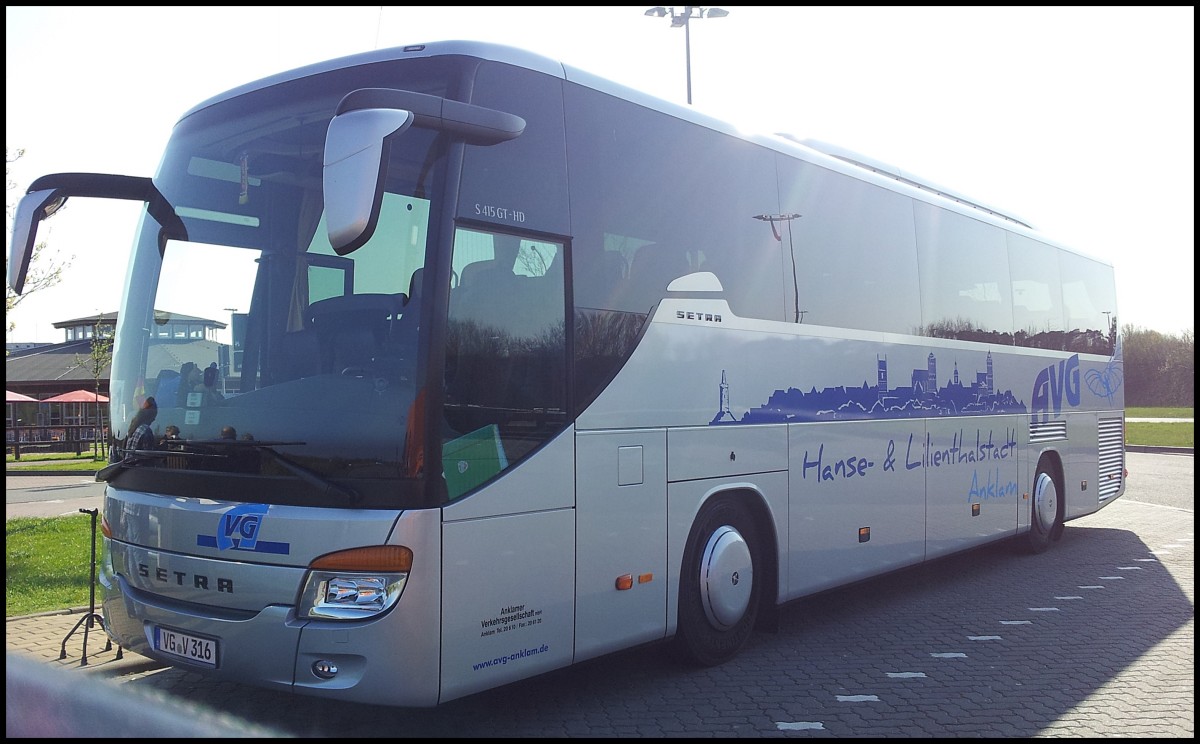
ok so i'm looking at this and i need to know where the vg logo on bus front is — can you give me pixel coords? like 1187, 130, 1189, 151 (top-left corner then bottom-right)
216, 504, 269, 551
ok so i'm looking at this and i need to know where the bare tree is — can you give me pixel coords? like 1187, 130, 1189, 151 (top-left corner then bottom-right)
74, 318, 114, 459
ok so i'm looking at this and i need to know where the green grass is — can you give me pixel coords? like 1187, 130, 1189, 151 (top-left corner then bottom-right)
6, 450, 109, 472
1126, 421, 1194, 448
8, 458, 108, 472
1125, 407, 1194, 448
6, 515, 104, 617
6, 451, 89, 462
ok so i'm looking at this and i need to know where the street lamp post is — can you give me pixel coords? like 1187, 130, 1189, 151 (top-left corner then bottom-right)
645, 6, 728, 104
222, 307, 238, 350
754, 213, 804, 323
223, 308, 239, 387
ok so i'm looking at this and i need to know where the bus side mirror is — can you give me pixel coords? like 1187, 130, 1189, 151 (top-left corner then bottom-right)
8, 188, 67, 295
323, 88, 526, 256
7, 173, 185, 294
323, 107, 414, 257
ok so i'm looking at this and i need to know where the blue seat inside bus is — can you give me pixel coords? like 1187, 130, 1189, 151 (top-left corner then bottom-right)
373, 272, 422, 382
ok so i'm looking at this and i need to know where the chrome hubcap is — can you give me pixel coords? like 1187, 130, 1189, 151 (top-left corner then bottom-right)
698, 525, 753, 630
1033, 472, 1058, 532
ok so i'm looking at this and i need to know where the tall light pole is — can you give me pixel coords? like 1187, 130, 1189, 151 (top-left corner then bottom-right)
645, 6, 728, 104
223, 307, 239, 384
223, 308, 238, 344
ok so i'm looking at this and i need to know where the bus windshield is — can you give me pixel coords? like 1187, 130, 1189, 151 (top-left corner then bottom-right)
106, 65, 451, 507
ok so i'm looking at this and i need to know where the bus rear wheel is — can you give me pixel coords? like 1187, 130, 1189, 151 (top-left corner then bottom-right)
669, 498, 761, 667
1023, 460, 1062, 554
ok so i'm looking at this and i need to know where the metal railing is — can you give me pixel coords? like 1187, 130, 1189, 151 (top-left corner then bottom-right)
5, 424, 111, 458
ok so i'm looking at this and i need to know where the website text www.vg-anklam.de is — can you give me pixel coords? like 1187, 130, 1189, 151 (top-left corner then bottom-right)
472, 644, 550, 670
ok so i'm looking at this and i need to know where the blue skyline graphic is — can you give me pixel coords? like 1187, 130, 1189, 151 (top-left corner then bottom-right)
711, 351, 1027, 425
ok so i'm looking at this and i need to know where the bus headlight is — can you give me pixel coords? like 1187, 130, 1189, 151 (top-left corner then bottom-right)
297, 545, 412, 621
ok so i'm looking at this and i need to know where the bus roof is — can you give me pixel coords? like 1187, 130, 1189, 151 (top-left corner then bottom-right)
177, 39, 1108, 268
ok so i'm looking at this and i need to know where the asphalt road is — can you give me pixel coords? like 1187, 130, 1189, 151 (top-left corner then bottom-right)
5, 473, 107, 520
6, 452, 1194, 737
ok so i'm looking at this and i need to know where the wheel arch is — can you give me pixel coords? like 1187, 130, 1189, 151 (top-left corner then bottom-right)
1022, 447, 1066, 553
690, 484, 781, 611
1034, 448, 1066, 539
666, 481, 781, 666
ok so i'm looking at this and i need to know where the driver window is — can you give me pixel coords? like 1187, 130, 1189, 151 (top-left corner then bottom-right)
443, 227, 567, 499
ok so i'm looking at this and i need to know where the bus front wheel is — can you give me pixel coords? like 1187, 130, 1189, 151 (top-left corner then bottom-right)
1023, 460, 1062, 554
669, 498, 761, 667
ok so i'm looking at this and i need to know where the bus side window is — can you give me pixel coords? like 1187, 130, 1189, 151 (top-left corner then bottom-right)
573, 248, 626, 311
618, 243, 690, 314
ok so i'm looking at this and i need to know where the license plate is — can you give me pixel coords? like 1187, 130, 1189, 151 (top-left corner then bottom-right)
153, 625, 218, 667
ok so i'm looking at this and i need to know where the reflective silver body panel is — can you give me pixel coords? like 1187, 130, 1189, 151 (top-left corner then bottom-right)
101, 492, 445, 706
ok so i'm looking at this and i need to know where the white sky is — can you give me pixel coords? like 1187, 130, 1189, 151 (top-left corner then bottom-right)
6, 6, 1195, 341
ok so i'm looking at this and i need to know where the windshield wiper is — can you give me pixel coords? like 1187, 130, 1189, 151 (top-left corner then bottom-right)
96, 448, 225, 481
97, 440, 362, 505
248, 442, 362, 505
96, 453, 150, 482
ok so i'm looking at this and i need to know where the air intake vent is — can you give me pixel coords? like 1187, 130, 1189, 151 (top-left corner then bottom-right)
1029, 420, 1067, 443
1097, 418, 1125, 503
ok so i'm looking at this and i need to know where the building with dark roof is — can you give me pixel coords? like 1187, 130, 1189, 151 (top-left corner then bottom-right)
7, 310, 228, 440
6, 310, 226, 400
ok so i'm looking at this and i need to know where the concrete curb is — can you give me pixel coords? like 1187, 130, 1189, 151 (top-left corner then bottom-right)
1125, 445, 1194, 455
5, 606, 92, 621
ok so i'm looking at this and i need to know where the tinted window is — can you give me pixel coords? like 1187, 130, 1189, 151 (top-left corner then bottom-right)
778, 159, 922, 333
565, 85, 784, 411
1008, 233, 1065, 349
565, 86, 784, 322
914, 201, 1014, 344
459, 61, 571, 237
444, 227, 567, 499
1059, 250, 1117, 355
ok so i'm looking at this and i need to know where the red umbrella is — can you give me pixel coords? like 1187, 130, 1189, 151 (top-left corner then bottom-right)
41, 389, 110, 403
6, 390, 38, 403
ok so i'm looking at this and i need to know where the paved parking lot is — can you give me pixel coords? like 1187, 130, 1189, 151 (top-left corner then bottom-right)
7, 455, 1193, 737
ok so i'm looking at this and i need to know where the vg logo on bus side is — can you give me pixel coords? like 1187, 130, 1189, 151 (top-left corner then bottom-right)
1031, 354, 1080, 423
216, 504, 269, 551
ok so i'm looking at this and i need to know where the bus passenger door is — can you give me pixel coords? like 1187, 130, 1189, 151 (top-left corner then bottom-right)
574, 429, 668, 662
438, 431, 577, 703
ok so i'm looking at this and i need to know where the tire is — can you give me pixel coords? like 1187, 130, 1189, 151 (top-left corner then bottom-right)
1022, 460, 1062, 554
669, 498, 761, 667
